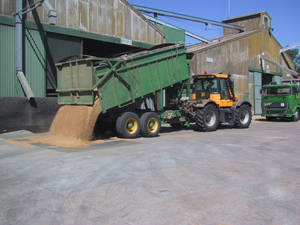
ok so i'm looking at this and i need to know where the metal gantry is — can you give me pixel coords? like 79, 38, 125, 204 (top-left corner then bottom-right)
133, 5, 245, 32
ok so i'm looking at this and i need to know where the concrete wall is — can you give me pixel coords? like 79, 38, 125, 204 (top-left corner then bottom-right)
0, 97, 60, 133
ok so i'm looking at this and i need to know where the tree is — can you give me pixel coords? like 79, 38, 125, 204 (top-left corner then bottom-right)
286, 48, 300, 74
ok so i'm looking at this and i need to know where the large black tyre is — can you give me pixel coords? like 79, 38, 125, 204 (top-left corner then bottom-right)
234, 104, 252, 128
140, 112, 161, 137
116, 112, 140, 138
196, 104, 219, 132
292, 109, 299, 122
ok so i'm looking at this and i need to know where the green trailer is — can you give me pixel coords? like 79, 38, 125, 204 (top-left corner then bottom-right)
55, 43, 191, 138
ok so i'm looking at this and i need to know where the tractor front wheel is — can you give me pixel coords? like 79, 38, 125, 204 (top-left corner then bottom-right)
196, 104, 219, 132
234, 104, 252, 128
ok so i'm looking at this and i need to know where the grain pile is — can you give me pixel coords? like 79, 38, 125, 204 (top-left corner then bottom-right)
45, 99, 103, 148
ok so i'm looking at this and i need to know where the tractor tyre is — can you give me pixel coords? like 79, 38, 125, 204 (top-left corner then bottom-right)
196, 104, 219, 132
234, 104, 252, 128
140, 112, 161, 137
116, 112, 140, 138
292, 109, 299, 122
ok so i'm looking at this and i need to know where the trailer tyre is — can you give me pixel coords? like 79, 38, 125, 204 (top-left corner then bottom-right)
196, 104, 219, 132
292, 109, 299, 122
234, 104, 252, 128
116, 112, 140, 138
140, 112, 161, 137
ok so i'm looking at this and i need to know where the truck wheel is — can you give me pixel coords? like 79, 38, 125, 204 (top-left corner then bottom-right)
196, 104, 219, 132
116, 112, 140, 138
234, 104, 252, 128
140, 112, 161, 137
292, 109, 299, 122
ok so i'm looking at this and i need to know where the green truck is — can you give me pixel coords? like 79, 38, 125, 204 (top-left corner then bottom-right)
261, 83, 300, 121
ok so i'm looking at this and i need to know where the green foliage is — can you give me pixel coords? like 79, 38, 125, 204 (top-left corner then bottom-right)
286, 48, 300, 73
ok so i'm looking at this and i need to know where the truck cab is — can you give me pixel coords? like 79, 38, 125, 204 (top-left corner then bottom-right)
261, 83, 300, 121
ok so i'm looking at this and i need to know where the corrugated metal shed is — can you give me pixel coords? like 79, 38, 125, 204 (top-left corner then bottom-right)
0, 0, 165, 46
0, 24, 21, 97
0, 24, 47, 97
24, 28, 46, 97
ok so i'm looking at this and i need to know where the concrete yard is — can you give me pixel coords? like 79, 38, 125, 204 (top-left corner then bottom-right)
0, 117, 300, 225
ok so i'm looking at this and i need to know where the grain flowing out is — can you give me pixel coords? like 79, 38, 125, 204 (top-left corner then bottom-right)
46, 99, 102, 148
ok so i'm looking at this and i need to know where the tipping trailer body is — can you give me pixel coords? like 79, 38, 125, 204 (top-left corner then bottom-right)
54, 44, 191, 138
56, 43, 190, 114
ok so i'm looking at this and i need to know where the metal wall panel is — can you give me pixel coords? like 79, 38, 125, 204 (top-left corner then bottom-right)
24, 28, 46, 97
0, 24, 23, 97
46, 32, 81, 90
0, 24, 46, 97
20, 0, 164, 45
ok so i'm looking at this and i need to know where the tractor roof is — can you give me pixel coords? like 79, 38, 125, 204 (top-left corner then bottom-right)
192, 74, 229, 79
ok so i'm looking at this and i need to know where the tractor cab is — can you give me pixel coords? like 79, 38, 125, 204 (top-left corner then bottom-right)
192, 74, 238, 107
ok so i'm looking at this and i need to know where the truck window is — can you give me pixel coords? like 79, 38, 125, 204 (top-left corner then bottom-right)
262, 86, 291, 97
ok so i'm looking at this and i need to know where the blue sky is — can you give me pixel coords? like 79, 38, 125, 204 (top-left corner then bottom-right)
129, 0, 300, 49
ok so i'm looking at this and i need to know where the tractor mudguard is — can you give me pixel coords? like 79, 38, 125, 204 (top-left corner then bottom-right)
231, 100, 252, 109
195, 100, 219, 109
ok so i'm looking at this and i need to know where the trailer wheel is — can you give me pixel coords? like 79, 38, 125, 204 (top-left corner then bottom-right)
140, 112, 161, 137
234, 104, 252, 128
116, 112, 140, 138
292, 109, 299, 122
196, 104, 219, 132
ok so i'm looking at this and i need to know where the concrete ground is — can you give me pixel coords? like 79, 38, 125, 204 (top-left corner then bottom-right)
0, 116, 300, 225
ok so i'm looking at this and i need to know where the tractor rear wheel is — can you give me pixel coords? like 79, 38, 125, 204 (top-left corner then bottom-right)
234, 104, 252, 128
116, 112, 140, 138
196, 104, 219, 132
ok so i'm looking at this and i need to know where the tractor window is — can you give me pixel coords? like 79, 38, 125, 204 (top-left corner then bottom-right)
195, 78, 218, 94
220, 78, 230, 99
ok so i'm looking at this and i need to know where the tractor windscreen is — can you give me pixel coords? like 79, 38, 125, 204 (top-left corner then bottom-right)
262, 86, 291, 97
195, 78, 218, 94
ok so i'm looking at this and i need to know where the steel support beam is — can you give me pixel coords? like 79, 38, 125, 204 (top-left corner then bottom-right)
15, 0, 34, 99
133, 5, 245, 32
260, 55, 299, 77
142, 14, 211, 43
280, 42, 300, 53
14, 0, 57, 100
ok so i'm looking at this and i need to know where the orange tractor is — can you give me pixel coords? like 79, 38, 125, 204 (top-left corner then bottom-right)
181, 73, 252, 131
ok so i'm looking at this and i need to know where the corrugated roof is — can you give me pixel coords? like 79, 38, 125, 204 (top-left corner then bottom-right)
186, 29, 262, 53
